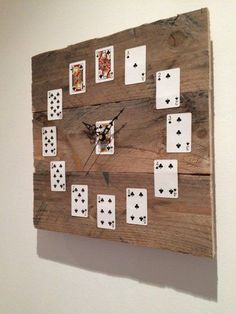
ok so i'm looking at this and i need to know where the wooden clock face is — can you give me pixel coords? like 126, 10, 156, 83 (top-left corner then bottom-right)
33, 8, 215, 257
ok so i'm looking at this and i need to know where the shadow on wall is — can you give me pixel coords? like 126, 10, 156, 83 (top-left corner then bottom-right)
37, 230, 217, 301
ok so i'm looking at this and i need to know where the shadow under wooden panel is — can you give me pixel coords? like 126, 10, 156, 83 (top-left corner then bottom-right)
34, 172, 214, 257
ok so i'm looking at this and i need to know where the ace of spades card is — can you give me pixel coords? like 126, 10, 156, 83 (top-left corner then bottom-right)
125, 45, 146, 85
95, 120, 114, 155
69, 60, 86, 94
126, 188, 148, 225
95, 46, 114, 83
47, 89, 63, 120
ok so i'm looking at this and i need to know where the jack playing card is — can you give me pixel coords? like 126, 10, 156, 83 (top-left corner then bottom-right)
50, 161, 66, 192
71, 185, 88, 217
69, 60, 86, 94
95, 46, 114, 83
47, 89, 63, 120
42, 126, 57, 157
154, 160, 178, 198
96, 120, 114, 155
126, 188, 147, 225
167, 112, 192, 153
156, 68, 180, 109
97, 194, 116, 230
125, 45, 146, 85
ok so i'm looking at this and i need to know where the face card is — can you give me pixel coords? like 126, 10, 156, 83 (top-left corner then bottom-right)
154, 160, 178, 198
97, 194, 116, 230
125, 45, 146, 85
95, 46, 114, 83
126, 188, 147, 225
166, 112, 192, 153
50, 161, 66, 192
69, 60, 86, 94
42, 126, 57, 157
71, 185, 88, 217
95, 120, 114, 155
47, 89, 63, 120
156, 68, 180, 109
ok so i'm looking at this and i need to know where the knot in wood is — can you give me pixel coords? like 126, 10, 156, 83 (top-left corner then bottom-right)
168, 31, 187, 47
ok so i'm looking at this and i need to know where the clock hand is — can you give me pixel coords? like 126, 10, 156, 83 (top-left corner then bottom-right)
103, 107, 124, 136
83, 123, 127, 175
82, 135, 101, 170
82, 107, 125, 172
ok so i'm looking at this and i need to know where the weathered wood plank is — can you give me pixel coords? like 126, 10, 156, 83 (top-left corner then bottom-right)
33, 91, 211, 174
32, 8, 210, 112
34, 172, 214, 257
32, 8, 215, 258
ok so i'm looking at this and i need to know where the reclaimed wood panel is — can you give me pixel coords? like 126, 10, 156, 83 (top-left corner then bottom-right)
32, 8, 215, 257
33, 91, 211, 175
34, 172, 214, 257
32, 8, 210, 112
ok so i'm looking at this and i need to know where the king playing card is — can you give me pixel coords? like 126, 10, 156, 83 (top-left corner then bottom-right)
95, 46, 114, 83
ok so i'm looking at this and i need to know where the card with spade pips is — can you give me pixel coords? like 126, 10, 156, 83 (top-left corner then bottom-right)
71, 185, 88, 217
167, 112, 192, 153
125, 45, 146, 85
154, 160, 178, 198
50, 161, 66, 192
97, 194, 116, 230
126, 188, 147, 225
42, 126, 57, 157
156, 68, 180, 109
47, 88, 63, 120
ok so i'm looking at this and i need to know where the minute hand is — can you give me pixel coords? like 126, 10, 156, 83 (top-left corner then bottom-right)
103, 107, 124, 135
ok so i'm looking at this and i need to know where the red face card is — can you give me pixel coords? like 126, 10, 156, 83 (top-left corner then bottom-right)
69, 60, 86, 94
95, 46, 114, 83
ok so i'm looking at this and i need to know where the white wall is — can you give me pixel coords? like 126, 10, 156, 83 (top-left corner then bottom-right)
0, 1, 236, 313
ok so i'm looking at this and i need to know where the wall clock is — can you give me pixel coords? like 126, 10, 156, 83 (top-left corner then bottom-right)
32, 8, 215, 258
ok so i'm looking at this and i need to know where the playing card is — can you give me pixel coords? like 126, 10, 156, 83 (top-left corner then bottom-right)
126, 188, 147, 225
95, 46, 114, 83
156, 68, 180, 109
125, 45, 146, 85
95, 120, 114, 155
154, 160, 178, 198
47, 89, 63, 120
50, 161, 66, 192
97, 194, 116, 230
42, 126, 57, 157
167, 112, 192, 153
69, 60, 86, 94
71, 185, 88, 217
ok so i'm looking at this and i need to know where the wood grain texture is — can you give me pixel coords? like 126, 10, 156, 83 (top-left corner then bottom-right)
34, 172, 213, 257
32, 8, 210, 112
33, 91, 211, 175
32, 8, 215, 257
